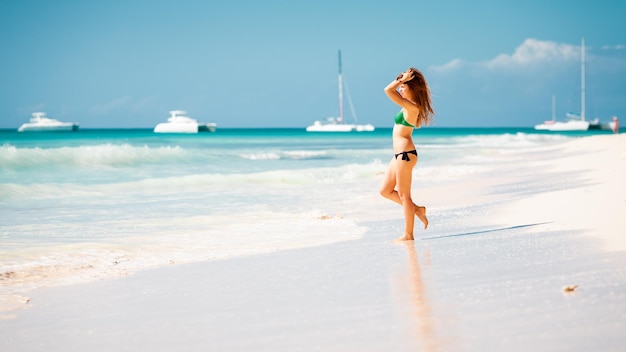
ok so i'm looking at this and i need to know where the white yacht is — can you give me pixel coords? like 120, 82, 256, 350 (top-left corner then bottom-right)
18, 112, 79, 132
154, 110, 216, 133
306, 50, 375, 132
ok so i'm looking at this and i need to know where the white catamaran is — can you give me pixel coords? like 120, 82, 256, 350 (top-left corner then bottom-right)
306, 50, 374, 132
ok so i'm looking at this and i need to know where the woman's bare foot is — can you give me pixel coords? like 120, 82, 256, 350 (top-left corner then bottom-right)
415, 206, 428, 229
392, 233, 415, 242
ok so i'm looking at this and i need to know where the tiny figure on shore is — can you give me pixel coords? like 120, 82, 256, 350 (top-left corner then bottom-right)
612, 116, 620, 134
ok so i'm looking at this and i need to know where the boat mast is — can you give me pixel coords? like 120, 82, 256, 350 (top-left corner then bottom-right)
337, 50, 344, 124
581, 37, 585, 121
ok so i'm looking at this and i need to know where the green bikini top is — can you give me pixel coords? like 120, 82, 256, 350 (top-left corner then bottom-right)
394, 110, 415, 128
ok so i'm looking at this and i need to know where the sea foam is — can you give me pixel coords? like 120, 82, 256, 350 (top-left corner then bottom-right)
0, 143, 188, 171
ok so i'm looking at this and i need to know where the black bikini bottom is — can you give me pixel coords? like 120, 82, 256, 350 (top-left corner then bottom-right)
394, 149, 418, 162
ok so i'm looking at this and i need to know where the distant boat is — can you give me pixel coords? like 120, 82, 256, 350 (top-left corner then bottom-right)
306, 50, 375, 132
588, 115, 618, 131
154, 110, 216, 134
535, 37, 616, 132
535, 38, 591, 131
535, 95, 590, 131
18, 112, 79, 132
534, 118, 590, 131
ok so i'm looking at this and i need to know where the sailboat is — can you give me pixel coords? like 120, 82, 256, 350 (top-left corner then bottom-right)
534, 94, 591, 131
534, 95, 562, 130
535, 38, 590, 131
306, 50, 375, 132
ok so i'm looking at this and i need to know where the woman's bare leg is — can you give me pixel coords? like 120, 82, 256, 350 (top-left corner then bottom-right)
394, 157, 417, 241
415, 205, 428, 229
379, 159, 429, 230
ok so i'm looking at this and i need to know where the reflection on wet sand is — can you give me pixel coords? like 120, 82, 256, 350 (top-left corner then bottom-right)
392, 242, 439, 351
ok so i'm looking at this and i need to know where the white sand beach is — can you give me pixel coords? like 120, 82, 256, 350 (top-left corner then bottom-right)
491, 134, 626, 252
1, 134, 625, 351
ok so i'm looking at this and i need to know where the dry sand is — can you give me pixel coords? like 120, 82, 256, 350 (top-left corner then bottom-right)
490, 134, 626, 252
1, 134, 625, 351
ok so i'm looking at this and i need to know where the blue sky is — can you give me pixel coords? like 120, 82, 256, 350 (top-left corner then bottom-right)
1, 0, 625, 128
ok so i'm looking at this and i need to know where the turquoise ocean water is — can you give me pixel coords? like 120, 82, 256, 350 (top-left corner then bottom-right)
0, 127, 615, 292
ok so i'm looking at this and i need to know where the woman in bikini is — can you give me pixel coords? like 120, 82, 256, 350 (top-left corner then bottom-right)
380, 67, 434, 241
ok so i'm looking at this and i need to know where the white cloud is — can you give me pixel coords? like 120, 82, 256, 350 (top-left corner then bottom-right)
429, 58, 464, 73
429, 39, 580, 73
484, 38, 579, 69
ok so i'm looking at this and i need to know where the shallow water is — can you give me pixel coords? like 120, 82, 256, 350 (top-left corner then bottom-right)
0, 127, 608, 294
